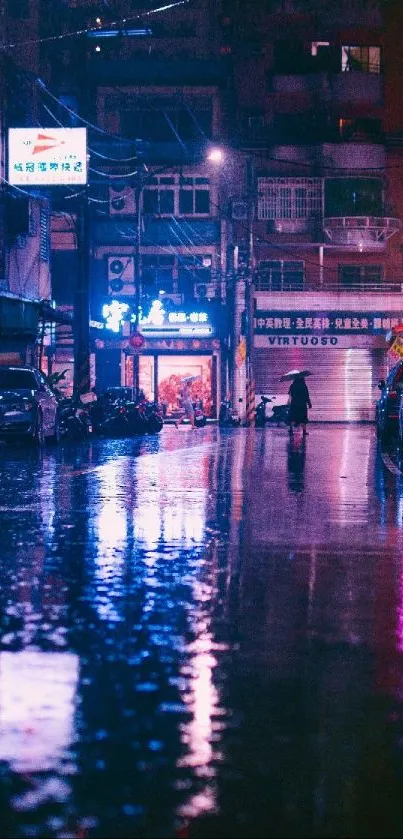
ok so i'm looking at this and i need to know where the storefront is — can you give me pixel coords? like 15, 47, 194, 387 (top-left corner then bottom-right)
96, 301, 224, 417
254, 310, 403, 421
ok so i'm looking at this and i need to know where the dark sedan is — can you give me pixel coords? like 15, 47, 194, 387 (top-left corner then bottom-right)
375, 360, 403, 441
0, 366, 60, 445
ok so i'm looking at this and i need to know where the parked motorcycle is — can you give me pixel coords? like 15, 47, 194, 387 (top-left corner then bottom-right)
58, 396, 92, 440
144, 400, 164, 434
255, 395, 272, 428
268, 403, 290, 426
194, 404, 207, 428
90, 391, 164, 437
90, 396, 131, 437
219, 399, 241, 427
255, 394, 290, 427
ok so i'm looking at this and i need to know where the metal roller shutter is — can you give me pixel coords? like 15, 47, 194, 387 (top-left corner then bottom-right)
254, 348, 387, 421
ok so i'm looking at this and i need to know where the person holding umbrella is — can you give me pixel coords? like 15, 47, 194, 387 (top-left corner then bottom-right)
280, 369, 312, 436
174, 377, 198, 429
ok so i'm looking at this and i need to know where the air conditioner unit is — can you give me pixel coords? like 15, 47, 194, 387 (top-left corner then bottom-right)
107, 256, 135, 296
159, 293, 183, 306
194, 282, 220, 300
109, 185, 136, 216
231, 199, 248, 221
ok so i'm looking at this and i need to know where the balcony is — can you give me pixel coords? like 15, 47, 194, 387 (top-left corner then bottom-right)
254, 276, 402, 295
323, 216, 401, 250
269, 72, 382, 106
253, 280, 403, 317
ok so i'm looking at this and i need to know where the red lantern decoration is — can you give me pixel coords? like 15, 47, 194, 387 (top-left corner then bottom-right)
129, 331, 145, 349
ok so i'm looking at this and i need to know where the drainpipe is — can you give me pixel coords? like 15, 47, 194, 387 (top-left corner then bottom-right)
319, 245, 324, 286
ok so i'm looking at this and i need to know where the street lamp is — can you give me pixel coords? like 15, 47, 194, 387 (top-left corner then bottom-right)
208, 146, 256, 424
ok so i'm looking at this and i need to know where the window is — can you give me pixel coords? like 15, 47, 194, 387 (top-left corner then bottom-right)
179, 177, 210, 215
241, 110, 266, 140
272, 112, 330, 143
258, 178, 322, 220
120, 103, 212, 142
142, 174, 210, 217
342, 46, 381, 73
325, 179, 383, 216
142, 255, 175, 293
256, 260, 304, 291
140, 253, 213, 297
339, 265, 383, 289
0, 369, 37, 390
338, 118, 382, 143
311, 41, 330, 56
177, 255, 212, 296
143, 177, 175, 215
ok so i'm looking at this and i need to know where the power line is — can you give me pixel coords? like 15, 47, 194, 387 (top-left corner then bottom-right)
1, 1, 190, 52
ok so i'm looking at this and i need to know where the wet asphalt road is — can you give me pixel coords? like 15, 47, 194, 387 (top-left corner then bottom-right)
1, 424, 403, 838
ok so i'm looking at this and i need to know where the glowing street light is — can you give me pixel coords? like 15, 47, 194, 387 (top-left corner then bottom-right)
207, 146, 225, 164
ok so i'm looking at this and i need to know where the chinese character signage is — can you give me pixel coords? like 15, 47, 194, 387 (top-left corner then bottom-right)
140, 299, 214, 337
8, 128, 87, 186
254, 312, 403, 334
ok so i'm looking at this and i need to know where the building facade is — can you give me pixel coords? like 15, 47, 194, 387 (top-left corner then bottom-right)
4, 0, 403, 419
42, 0, 231, 412
223, 0, 403, 421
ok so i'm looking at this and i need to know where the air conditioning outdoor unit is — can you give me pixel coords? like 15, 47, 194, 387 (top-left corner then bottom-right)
159, 293, 183, 306
109, 184, 136, 216
231, 199, 248, 221
194, 282, 220, 300
107, 256, 135, 296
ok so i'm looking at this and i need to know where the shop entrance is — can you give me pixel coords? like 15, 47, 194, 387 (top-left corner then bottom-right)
157, 355, 213, 417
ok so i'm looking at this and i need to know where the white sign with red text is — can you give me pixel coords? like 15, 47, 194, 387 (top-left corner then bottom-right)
8, 128, 87, 185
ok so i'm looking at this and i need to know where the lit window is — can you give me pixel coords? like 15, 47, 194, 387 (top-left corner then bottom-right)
342, 46, 381, 74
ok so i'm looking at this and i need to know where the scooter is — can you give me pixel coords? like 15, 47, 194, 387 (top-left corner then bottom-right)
194, 405, 207, 428
219, 399, 241, 427
255, 395, 272, 427
58, 396, 92, 440
255, 394, 290, 427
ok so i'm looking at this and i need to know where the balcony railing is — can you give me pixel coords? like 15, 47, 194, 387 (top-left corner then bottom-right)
323, 215, 401, 247
254, 277, 403, 294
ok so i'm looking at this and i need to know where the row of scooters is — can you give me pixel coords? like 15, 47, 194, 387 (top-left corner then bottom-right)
57, 387, 164, 441
56, 387, 288, 440
219, 395, 289, 427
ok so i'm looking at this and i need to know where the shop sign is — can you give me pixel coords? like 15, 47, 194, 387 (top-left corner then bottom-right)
389, 336, 403, 362
254, 312, 403, 335
8, 128, 87, 186
140, 299, 215, 338
255, 334, 387, 349
235, 337, 247, 368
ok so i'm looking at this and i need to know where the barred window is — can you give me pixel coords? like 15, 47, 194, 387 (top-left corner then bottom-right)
258, 178, 322, 221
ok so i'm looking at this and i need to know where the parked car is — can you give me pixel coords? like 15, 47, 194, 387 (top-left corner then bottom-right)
375, 361, 403, 441
0, 366, 60, 445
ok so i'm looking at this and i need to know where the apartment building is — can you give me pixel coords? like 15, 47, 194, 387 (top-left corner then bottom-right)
223, 0, 403, 421
39, 0, 229, 411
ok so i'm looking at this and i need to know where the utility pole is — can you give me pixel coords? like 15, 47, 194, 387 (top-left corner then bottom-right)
232, 155, 255, 424
245, 155, 255, 424
132, 179, 143, 398
74, 190, 91, 396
